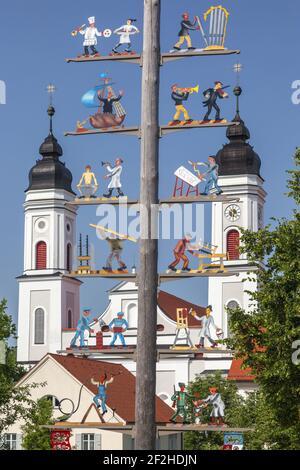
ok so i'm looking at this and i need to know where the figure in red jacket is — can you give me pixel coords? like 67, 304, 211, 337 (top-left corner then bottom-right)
168, 234, 195, 272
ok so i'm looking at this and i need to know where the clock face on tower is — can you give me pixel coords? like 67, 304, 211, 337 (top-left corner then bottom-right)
224, 204, 241, 222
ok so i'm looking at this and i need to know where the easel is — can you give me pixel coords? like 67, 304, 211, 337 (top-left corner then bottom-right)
173, 176, 199, 198
170, 308, 197, 351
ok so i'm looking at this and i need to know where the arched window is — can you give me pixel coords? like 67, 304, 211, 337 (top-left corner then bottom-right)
36, 241, 47, 270
227, 230, 240, 260
226, 300, 240, 338
67, 243, 72, 272
67, 309, 73, 329
34, 308, 45, 344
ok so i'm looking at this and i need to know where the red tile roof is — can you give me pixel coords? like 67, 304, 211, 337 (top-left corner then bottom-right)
227, 358, 256, 382
158, 290, 206, 327
49, 354, 173, 424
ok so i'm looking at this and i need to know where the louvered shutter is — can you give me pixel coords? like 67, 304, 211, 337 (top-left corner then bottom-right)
36, 241, 47, 269
34, 308, 45, 344
227, 230, 240, 260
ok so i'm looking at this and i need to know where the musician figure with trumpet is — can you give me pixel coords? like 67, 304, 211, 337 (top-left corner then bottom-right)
72, 16, 111, 58
170, 84, 199, 126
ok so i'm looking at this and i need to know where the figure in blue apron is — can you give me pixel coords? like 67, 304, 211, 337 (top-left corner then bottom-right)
70, 308, 94, 348
91, 373, 114, 416
109, 312, 129, 347
200, 156, 222, 196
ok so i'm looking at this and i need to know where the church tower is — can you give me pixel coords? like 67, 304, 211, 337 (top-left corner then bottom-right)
17, 106, 81, 365
208, 111, 266, 337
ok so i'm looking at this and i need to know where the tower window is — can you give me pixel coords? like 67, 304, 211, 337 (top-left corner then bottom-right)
226, 300, 240, 338
227, 230, 240, 260
36, 241, 47, 270
67, 243, 72, 272
34, 308, 45, 345
67, 309, 73, 329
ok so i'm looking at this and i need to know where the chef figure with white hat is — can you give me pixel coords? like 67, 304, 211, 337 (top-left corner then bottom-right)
79, 17, 103, 57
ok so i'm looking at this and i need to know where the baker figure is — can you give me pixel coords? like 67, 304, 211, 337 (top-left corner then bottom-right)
79, 17, 102, 57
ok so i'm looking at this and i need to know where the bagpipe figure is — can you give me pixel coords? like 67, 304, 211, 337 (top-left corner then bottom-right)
170, 382, 194, 424
77, 165, 99, 199
111, 18, 140, 55
71, 16, 112, 58
78, 73, 126, 131
102, 158, 124, 198
108, 311, 129, 347
202, 81, 229, 123
169, 84, 199, 126
70, 308, 96, 348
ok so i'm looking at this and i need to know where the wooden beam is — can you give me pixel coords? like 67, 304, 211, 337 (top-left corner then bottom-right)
135, 0, 161, 451
160, 121, 238, 136
161, 48, 240, 64
66, 54, 142, 65
64, 127, 140, 137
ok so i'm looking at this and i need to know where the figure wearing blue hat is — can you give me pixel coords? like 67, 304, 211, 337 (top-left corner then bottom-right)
108, 312, 129, 347
70, 308, 94, 348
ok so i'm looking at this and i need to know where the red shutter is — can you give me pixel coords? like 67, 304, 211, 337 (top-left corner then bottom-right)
36, 241, 47, 270
227, 230, 240, 260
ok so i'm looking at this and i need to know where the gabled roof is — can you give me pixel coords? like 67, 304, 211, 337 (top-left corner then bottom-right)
227, 358, 256, 382
49, 354, 173, 423
158, 290, 206, 327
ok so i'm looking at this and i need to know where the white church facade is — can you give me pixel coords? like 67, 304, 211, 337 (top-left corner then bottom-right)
11, 110, 263, 449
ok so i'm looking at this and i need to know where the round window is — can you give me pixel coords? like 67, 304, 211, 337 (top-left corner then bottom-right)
35, 218, 48, 233
66, 223, 71, 233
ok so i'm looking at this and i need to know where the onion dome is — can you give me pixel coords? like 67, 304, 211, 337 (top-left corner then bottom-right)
26, 106, 75, 193
216, 87, 261, 177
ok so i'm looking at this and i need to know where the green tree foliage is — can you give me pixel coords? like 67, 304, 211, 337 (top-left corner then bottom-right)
184, 372, 244, 450
0, 300, 41, 443
224, 149, 300, 448
22, 398, 53, 450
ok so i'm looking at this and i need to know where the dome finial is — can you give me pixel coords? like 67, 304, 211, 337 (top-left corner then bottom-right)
233, 63, 243, 120
46, 83, 56, 134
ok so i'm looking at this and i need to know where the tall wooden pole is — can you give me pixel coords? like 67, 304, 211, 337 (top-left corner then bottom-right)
135, 0, 161, 450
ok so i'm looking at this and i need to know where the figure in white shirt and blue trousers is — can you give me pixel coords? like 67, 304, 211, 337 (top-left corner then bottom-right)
102, 158, 124, 198
112, 19, 140, 53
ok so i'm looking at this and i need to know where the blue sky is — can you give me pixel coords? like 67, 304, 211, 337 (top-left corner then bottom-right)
0, 0, 299, 323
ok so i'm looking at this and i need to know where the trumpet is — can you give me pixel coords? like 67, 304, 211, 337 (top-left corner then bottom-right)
71, 24, 86, 37
177, 85, 199, 94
